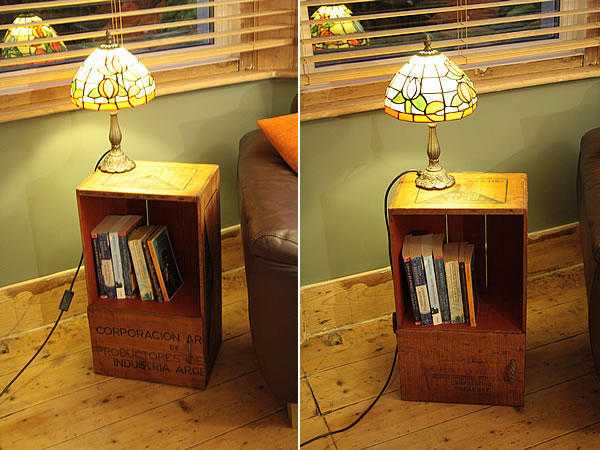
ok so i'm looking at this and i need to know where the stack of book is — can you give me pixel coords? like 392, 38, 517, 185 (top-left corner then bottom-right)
401, 233, 477, 326
91, 215, 183, 302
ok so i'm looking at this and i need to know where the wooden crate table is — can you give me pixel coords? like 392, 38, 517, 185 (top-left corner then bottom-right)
76, 161, 222, 389
388, 172, 527, 406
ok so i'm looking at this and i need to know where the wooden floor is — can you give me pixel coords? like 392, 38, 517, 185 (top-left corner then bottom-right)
301, 228, 600, 449
0, 253, 296, 448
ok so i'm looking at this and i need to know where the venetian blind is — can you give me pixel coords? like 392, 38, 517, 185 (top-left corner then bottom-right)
0, 0, 296, 74
300, 0, 598, 87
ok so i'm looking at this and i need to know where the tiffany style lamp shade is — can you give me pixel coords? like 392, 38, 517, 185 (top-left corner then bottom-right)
310, 5, 367, 49
71, 34, 156, 173
384, 36, 478, 190
2, 14, 66, 58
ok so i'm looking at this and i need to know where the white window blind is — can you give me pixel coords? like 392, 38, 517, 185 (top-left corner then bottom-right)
300, 0, 597, 87
0, 0, 296, 74
0, 0, 296, 123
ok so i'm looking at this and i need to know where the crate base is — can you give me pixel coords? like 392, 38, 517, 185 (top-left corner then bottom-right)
88, 303, 220, 389
396, 329, 525, 407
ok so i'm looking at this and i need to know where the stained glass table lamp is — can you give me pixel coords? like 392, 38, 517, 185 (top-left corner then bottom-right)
311, 5, 367, 49
2, 14, 66, 58
384, 35, 478, 190
70, 32, 156, 173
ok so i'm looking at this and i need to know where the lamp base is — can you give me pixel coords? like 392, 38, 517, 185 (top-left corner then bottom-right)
415, 167, 455, 190
98, 148, 136, 173
97, 111, 136, 173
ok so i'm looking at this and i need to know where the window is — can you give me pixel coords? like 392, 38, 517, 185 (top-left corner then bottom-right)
300, 0, 599, 119
0, 0, 296, 122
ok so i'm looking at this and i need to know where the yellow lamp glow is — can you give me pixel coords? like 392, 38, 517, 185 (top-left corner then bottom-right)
70, 36, 156, 173
2, 14, 66, 58
310, 5, 367, 49
384, 36, 478, 189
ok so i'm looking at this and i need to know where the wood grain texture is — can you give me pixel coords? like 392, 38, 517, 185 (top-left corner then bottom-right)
301, 317, 396, 376
301, 230, 592, 449
0, 70, 294, 124
301, 415, 337, 450
0, 268, 88, 338
308, 350, 399, 415
369, 375, 600, 449
528, 224, 582, 276
221, 225, 244, 272
76, 161, 221, 388
0, 225, 243, 339
301, 268, 393, 340
534, 421, 600, 449
190, 409, 294, 449
77, 160, 219, 202
301, 377, 320, 420
389, 172, 527, 215
386, 173, 528, 406
301, 223, 581, 341
0, 274, 250, 415
0, 266, 296, 449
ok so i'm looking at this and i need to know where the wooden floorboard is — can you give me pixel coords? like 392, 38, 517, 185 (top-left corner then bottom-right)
0, 266, 296, 450
368, 374, 600, 449
190, 409, 293, 449
301, 224, 582, 341
301, 231, 599, 449
531, 420, 600, 449
0, 227, 244, 339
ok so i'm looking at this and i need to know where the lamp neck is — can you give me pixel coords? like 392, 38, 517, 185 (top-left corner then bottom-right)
109, 111, 122, 151
426, 123, 441, 172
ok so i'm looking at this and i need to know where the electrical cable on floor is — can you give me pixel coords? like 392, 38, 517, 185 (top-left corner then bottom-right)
300, 170, 418, 447
0, 150, 111, 399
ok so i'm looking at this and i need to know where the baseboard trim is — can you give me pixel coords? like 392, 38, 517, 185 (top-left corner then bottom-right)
221, 224, 241, 238
528, 222, 578, 243
0, 225, 244, 338
301, 222, 581, 341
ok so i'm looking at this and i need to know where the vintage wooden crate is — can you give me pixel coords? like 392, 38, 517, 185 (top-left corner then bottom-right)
388, 172, 527, 406
76, 161, 222, 389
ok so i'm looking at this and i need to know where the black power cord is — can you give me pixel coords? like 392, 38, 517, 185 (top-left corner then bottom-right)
0, 150, 111, 399
300, 170, 417, 447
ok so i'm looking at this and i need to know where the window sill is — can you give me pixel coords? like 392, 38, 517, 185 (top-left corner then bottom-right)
300, 57, 600, 122
0, 55, 296, 124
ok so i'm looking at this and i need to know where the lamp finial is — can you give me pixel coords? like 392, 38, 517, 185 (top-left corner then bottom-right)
423, 33, 432, 51
105, 29, 113, 46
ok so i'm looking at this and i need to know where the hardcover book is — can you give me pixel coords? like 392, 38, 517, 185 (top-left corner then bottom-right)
430, 234, 451, 324
462, 243, 477, 326
420, 235, 442, 325
128, 226, 157, 301
443, 242, 465, 324
147, 226, 183, 302
142, 225, 164, 303
108, 215, 143, 299
407, 235, 433, 325
401, 235, 421, 325
91, 215, 120, 298
458, 243, 471, 325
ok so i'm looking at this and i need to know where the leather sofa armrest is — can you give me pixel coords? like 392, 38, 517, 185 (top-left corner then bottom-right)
579, 128, 600, 265
238, 130, 298, 266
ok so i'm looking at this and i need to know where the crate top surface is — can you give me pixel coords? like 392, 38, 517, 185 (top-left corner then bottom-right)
77, 160, 219, 201
389, 172, 527, 215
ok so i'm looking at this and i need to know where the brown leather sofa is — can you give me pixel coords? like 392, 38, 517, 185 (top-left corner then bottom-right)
237, 121, 298, 411
578, 128, 600, 374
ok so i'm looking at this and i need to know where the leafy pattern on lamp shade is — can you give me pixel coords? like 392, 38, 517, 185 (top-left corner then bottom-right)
70, 46, 156, 111
384, 53, 478, 123
2, 15, 67, 58
310, 5, 367, 49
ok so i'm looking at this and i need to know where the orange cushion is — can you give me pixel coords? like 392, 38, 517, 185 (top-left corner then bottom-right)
257, 113, 298, 173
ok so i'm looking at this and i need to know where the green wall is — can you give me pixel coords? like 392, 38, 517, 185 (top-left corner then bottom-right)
301, 78, 600, 285
0, 78, 296, 287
